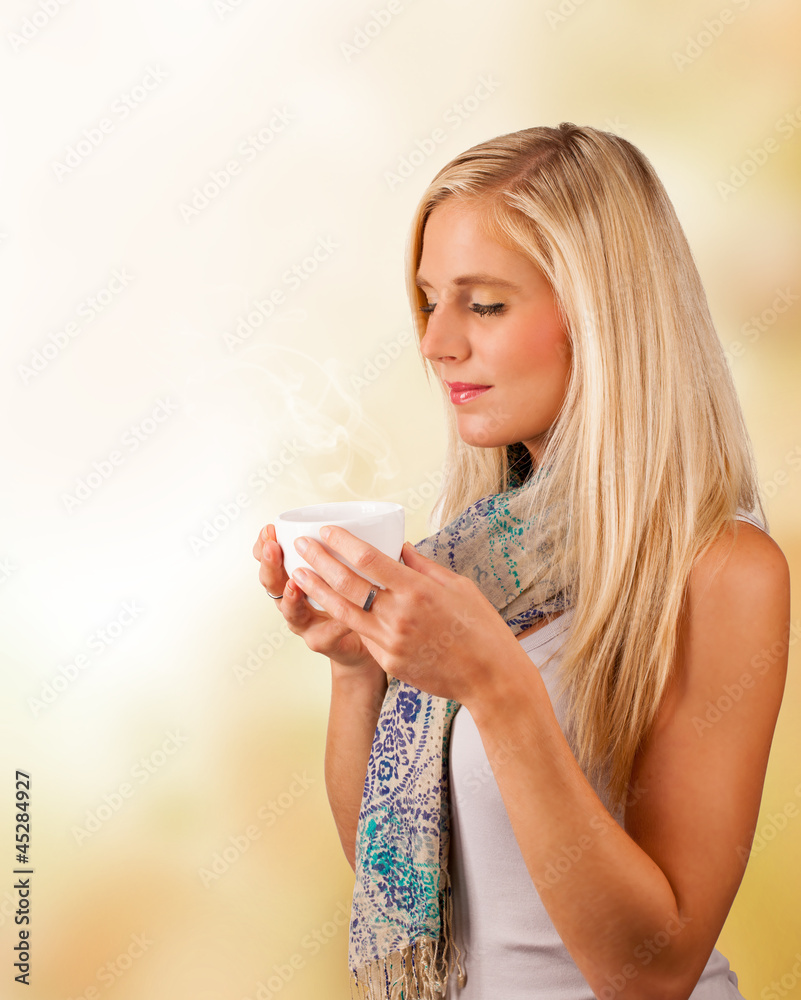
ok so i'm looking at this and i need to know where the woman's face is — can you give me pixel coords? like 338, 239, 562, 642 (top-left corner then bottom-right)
417, 198, 571, 466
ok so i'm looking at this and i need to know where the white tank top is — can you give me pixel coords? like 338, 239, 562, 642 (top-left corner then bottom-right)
447, 509, 767, 998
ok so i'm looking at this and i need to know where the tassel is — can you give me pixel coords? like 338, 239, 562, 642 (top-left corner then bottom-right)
350, 940, 446, 999
349, 870, 468, 999
440, 868, 467, 989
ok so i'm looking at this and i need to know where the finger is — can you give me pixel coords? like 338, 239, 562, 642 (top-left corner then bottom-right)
253, 523, 281, 561
398, 541, 461, 585
258, 535, 291, 596
265, 528, 287, 574
281, 581, 351, 645
292, 534, 388, 610
279, 578, 315, 623
313, 525, 407, 592
289, 564, 380, 641
252, 524, 268, 561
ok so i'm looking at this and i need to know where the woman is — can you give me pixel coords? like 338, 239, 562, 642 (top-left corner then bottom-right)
253, 124, 790, 999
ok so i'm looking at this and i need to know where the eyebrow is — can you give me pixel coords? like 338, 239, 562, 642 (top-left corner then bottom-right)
414, 272, 522, 291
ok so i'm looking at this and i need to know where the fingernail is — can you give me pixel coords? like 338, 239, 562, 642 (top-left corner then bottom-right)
294, 536, 309, 555
262, 543, 272, 562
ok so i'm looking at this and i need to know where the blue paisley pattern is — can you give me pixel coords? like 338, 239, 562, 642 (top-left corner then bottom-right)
348, 444, 571, 983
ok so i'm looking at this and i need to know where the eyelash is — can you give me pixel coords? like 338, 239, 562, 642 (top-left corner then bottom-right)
418, 302, 506, 317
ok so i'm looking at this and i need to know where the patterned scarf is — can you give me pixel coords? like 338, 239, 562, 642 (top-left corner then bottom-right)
348, 442, 571, 999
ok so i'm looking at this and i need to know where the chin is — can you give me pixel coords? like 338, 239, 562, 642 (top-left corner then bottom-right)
457, 426, 512, 449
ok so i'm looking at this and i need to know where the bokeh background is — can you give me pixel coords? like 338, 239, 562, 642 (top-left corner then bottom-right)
1, 1, 799, 997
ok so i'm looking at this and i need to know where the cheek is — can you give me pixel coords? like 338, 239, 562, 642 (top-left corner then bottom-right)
495, 316, 570, 376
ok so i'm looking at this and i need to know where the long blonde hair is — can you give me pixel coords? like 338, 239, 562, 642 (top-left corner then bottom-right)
405, 123, 768, 810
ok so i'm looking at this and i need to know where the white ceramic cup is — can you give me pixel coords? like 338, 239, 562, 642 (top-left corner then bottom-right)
274, 500, 405, 611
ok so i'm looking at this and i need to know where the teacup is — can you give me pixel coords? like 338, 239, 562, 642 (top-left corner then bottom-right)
274, 501, 405, 611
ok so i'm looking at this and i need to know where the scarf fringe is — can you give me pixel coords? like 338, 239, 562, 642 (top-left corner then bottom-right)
349, 870, 466, 1000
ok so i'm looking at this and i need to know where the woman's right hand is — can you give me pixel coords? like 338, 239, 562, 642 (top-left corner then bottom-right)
252, 523, 380, 671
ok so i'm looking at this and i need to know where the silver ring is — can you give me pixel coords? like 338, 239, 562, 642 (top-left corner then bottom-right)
362, 588, 378, 611
266, 590, 284, 600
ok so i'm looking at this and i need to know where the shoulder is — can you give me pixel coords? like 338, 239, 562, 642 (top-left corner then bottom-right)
685, 519, 790, 634
671, 518, 791, 732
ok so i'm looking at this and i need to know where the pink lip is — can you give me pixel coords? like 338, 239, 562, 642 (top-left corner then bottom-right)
446, 383, 492, 405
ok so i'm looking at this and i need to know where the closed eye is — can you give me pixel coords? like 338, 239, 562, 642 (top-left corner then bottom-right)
471, 302, 505, 317
418, 302, 506, 316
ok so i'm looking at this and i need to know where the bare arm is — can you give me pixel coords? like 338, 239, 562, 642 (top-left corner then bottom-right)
465, 522, 790, 1000
325, 659, 388, 871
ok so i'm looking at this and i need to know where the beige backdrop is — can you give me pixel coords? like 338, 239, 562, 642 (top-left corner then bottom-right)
2, 1, 800, 998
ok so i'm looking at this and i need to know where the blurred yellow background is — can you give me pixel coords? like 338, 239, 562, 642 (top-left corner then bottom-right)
1, 1, 799, 998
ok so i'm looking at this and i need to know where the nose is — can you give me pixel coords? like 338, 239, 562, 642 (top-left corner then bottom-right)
419, 301, 468, 364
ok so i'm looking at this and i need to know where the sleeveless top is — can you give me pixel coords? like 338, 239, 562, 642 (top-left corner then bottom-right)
447, 509, 767, 998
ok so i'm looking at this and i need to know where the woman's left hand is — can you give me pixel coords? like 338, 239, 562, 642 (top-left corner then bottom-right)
288, 525, 522, 705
